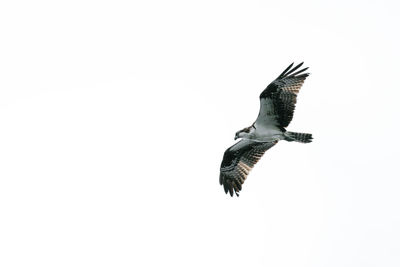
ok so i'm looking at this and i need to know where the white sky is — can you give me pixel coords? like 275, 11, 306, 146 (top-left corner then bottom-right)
1, 1, 400, 266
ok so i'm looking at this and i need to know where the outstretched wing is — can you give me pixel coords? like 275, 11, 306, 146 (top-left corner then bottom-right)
219, 139, 277, 196
256, 62, 309, 129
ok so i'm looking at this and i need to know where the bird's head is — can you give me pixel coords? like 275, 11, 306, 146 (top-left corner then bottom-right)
235, 126, 254, 140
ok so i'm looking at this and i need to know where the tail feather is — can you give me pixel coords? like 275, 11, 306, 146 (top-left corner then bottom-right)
285, 131, 313, 143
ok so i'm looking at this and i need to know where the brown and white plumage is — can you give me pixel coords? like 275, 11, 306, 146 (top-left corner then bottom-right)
219, 140, 277, 196
219, 62, 312, 197
257, 62, 309, 130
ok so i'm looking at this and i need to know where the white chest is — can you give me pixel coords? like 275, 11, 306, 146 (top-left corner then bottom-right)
250, 126, 283, 142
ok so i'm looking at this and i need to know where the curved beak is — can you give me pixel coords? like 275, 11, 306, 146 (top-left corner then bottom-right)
234, 134, 238, 140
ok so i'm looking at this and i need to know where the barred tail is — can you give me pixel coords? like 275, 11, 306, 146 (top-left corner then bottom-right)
284, 131, 313, 143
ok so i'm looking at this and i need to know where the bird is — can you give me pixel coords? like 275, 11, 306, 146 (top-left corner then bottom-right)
219, 62, 313, 197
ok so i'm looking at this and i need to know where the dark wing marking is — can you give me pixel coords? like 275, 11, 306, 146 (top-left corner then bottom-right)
219, 139, 277, 197
257, 62, 309, 128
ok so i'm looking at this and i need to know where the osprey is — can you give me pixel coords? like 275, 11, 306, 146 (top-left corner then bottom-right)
219, 62, 313, 196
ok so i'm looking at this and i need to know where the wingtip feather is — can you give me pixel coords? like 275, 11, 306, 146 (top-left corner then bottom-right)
278, 62, 294, 78
288, 67, 309, 77
228, 185, 234, 197
285, 62, 304, 76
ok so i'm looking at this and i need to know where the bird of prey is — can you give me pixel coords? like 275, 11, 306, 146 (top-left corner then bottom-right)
219, 62, 313, 196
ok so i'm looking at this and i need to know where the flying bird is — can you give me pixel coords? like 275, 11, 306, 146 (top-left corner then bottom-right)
219, 62, 313, 196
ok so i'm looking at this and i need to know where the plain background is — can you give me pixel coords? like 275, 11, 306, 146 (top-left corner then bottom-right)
1, 0, 399, 266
